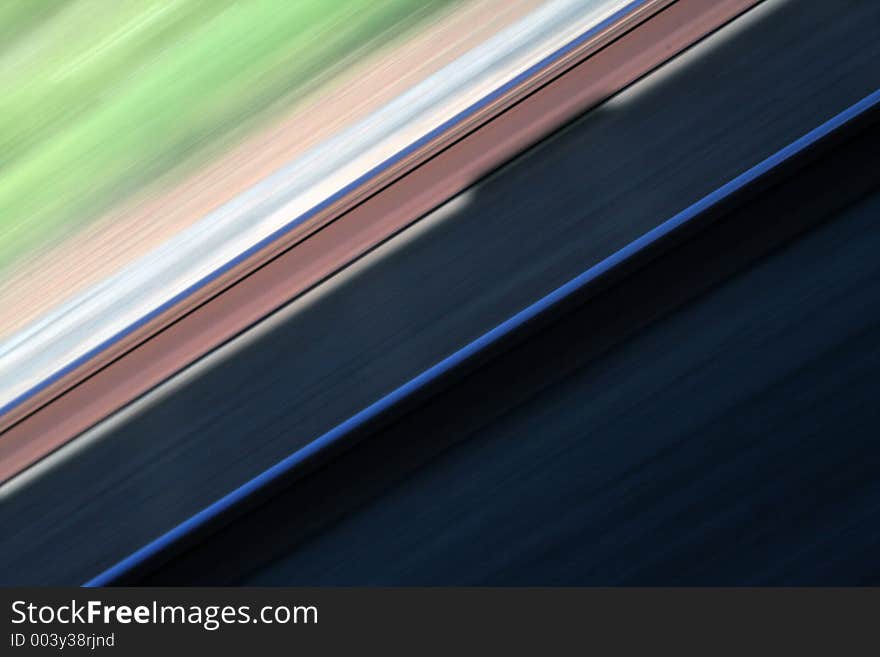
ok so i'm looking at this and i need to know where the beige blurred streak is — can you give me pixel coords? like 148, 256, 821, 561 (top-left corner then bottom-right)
0, 0, 541, 340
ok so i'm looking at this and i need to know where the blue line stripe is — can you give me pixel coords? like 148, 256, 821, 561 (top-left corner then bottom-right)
0, 1, 648, 423
83, 86, 880, 587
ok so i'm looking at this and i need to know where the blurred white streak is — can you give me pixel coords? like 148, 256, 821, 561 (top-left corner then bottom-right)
0, 0, 631, 411
0, 190, 474, 501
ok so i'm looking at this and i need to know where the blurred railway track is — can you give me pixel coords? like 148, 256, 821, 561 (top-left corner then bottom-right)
0, 0, 753, 483
3, 0, 880, 585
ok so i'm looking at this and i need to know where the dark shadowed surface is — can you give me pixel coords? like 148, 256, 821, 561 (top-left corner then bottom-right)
135, 114, 880, 585
234, 164, 880, 586
2, 0, 880, 584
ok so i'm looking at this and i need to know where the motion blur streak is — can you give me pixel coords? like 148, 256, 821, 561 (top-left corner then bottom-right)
0, 191, 476, 506
2, 0, 877, 584
0, 0, 700, 482
0, 0, 635, 417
